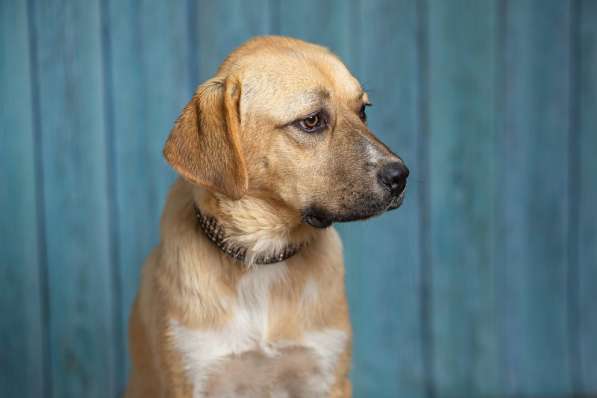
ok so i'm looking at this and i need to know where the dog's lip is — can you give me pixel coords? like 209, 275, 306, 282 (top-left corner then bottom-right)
303, 188, 406, 227
302, 207, 334, 229
386, 190, 406, 211
303, 213, 333, 229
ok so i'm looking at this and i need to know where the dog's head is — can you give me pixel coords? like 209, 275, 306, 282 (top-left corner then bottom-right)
164, 36, 409, 228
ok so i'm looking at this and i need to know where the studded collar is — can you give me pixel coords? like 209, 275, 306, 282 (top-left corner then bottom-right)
194, 205, 307, 265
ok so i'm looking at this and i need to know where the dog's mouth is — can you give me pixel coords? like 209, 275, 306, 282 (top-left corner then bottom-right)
302, 190, 406, 228
302, 206, 341, 229
386, 190, 406, 211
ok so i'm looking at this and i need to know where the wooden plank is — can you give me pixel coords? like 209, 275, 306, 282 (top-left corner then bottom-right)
0, 1, 46, 397
427, 0, 500, 396
280, 1, 425, 396
31, 0, 116, 396
196, 0, 272, 77
105, 0, 189, 387
576, 0, 597, 393
498, 0, 572, 395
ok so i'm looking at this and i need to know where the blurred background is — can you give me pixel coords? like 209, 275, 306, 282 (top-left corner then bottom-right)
1, 0, 596, 397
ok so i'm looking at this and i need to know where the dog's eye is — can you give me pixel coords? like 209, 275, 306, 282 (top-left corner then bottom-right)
359, 103, 371, 122
297, 112, 325, 133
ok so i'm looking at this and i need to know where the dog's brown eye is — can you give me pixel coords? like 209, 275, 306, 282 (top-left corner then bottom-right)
298, 112, 325, 133
303, 114, 320, 129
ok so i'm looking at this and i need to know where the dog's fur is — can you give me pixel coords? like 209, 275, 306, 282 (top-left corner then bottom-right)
125, 36, 406, 398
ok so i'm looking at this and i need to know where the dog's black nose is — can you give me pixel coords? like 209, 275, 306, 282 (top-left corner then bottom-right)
378, 162, 409, 195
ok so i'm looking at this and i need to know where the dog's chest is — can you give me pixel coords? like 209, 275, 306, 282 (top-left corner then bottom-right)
169, 265, 347, 397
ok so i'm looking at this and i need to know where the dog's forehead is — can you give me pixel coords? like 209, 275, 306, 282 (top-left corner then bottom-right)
238, 51, 363, 120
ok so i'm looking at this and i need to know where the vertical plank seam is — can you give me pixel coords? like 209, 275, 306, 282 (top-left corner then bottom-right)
416, 0, 434, 396
26, 0, 52, 395
99, 0, 123, 394
494, 0, 509, 392
354, 0, 362, 80
187, 0, 199, 88
489, 0, 505, 394
269, 0, 280, 35
567, 0, 581, 393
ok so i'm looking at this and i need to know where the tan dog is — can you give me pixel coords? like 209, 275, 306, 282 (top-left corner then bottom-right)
125, 36, 409, 398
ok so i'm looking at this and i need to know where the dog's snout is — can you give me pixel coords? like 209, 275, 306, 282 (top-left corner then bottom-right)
377, 162, 409, 195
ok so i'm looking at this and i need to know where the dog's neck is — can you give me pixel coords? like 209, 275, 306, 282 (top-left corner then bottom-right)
192, 187, 319, 266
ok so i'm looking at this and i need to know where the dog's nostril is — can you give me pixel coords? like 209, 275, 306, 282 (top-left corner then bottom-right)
378, 162, 409, 195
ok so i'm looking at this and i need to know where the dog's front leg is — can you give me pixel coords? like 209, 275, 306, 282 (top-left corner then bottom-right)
329, 378, 352, 398
156, 334, 198, 398
328, 344, 352, 398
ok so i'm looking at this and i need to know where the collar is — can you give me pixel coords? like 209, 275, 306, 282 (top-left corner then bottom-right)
194, 205, 307, 265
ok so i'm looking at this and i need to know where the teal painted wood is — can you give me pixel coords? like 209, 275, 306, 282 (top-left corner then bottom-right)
577, 0, 597, 392
499, 0, 572, 395
31, 0, 117, 396
351, 1, 425, 397
196, 0, 273, 78
428, 1, 501, 396
105, 0, 189, 387
0, 1, 45, 397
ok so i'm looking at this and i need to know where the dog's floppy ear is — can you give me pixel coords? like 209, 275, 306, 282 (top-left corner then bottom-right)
163, 77, 248, 199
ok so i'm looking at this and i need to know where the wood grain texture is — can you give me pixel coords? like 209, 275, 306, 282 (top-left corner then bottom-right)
428, 0, 501, 396
31, 0, 117, 396
0, 1, 46, 397
498, 0, 572, 395
576, 0, 597, 393
105, 0, 188, 387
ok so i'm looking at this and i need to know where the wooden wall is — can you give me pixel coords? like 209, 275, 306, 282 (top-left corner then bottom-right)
1, 0, 595, 397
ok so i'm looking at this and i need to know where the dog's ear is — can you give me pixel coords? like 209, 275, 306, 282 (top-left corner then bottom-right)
163, 77, 248, 200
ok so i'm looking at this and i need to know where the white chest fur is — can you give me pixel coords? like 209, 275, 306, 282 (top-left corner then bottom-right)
169, 264, 347, 397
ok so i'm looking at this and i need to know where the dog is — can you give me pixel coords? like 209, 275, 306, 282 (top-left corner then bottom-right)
125, 36, 409, 398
